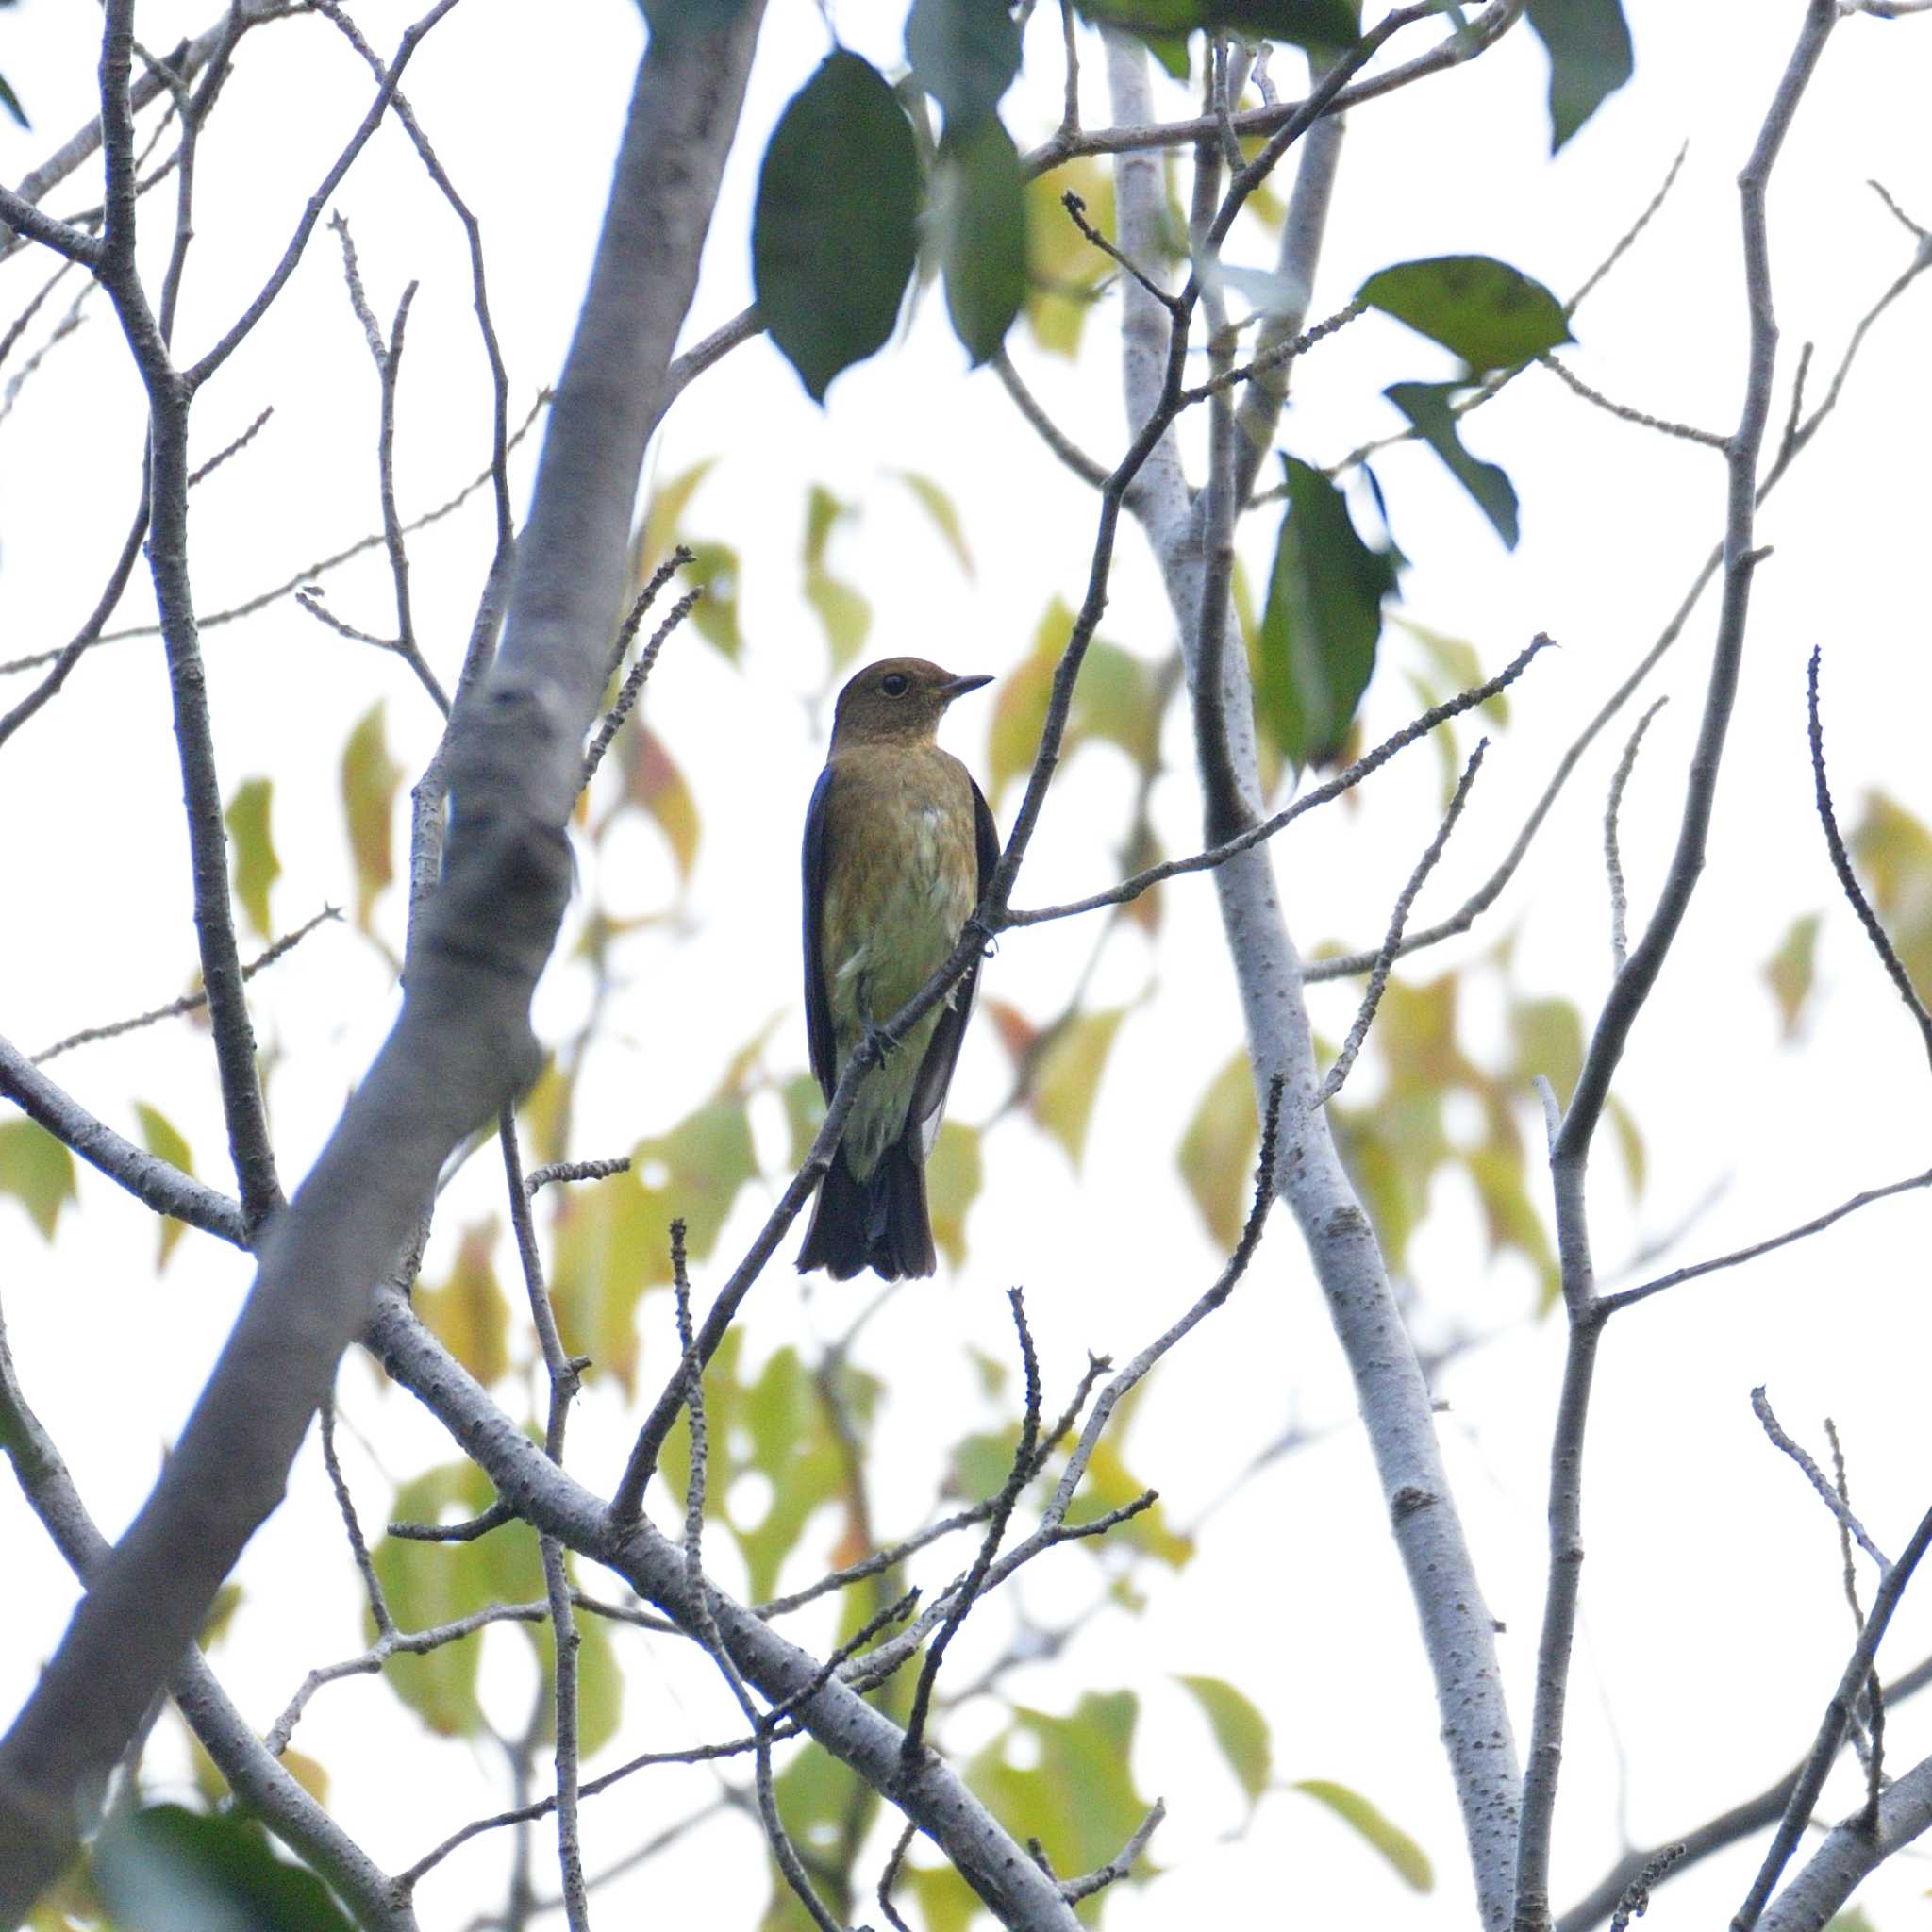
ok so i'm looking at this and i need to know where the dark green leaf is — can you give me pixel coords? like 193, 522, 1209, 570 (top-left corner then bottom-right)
753, 52, 921, 402
1384, 380, 1520, 549
93, 1804, 355, 1932
1293, 1779, 1434, 1891
906, 0, 1023, 126
1525, 0, 1634, 151
0, 73, 26, 131
936, 117, 1028, 365
1358, 255, 1572, 373
1258, 457, 1399, 767
1074, 0, 1359, 54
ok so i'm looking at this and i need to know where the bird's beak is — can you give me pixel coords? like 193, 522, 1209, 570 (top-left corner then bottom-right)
939, 673, 994, 704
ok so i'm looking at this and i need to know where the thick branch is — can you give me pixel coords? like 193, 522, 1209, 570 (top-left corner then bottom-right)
0, 8, 766, 1911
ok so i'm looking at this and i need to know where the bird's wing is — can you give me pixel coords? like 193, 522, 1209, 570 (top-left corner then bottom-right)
802, 762, 837, 1103
908, 777, 1000, 1159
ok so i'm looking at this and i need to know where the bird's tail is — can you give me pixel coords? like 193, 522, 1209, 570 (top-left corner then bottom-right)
796, 1142, 937, 1282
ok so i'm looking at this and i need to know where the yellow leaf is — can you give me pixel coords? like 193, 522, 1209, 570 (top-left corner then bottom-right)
618, 725, 701, 881
1177, 1050, 1258, 1248
133, 1101, 194, 1271
0, 1117, 76, 1241
1763, 911, 1821, 1041
416, 1220, 509, 1388
224, 776, 279, 941
340, 702, 401, 929
926, 1120, 982, 1267
1030, 1008, 1126, 1169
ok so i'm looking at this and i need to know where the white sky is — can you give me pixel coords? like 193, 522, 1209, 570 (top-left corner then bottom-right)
4, 2, 1932, 1928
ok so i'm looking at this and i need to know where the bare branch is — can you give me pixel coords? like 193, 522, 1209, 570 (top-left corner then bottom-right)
1539, 352, 1729, 448
1318, 741, 1488, 1108
1750, 1387, 1891, 1571
1807, 646, 1932, 1068
1604, 698, 1667, 974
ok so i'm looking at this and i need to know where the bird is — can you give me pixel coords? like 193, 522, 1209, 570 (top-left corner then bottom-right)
797, 656, 998, 1281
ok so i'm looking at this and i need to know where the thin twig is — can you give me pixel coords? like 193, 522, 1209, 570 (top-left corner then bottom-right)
1807, 647, 1932, 1069
1059, 1799, 1164, 1903
1599, 1165, 1932, 1317
33, 907, 340, 1063
187, 403, 274, 487
901, 1290, 1042, 1769
1605, 698, 1667, 974
1008, 640, 1545, 929
1317, 741, 1488, 1108
1750, 1387, 1890, 1571
582, 586, 700, 789
1540, 353, 1729, 448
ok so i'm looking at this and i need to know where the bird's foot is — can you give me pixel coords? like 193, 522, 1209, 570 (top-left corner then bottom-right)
861, 1017, 901, 1063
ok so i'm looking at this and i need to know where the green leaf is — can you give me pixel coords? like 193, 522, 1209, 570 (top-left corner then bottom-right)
1508, 994, 1583, 1108
987, 600, 1154, 804
0, 74, 26, 131
801, 486, 873, 668
93, 1805, 355, 1932
893, 469, 974, 575
1024, 156, 1114, 358
415, 1220, 509, 1389
1764, 911, 1821, 1041
968, 1692, 1157, 1894
340, 701, 401, 929
1178, 1051, 1258, 1248
1030, 1007, 1126, 1167
926, 1119, 983, 1267
134, 1102, 194, 1271
1293, 1779, 1433, 1891
1177, 1674, 1272, 1805
1258, 457, 1400, 768
1384, 380, 1520, 549
906, 0, 1023, 126
936, 116, 1029, 366
1824, 1910, 1877, 1932
372, 1460, 540, 1735
640, 457, 715, 566
682, 540, 741, 659
224, 777, 279, 941
1524, 0, 1634, 151
1393, 617, 1510, 725
753, 51, 921, 401
0, 1117, 76, 1241
1074, 0, 1359, 53
1849, 793, 1932, 1000
1358, 255, 1572, 374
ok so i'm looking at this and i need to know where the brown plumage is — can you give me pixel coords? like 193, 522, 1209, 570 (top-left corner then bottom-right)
797, 658, 997, 1281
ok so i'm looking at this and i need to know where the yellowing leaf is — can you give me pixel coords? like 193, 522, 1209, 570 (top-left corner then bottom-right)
415, 1220, 509, 1389
0, 1117, 76, 1241
1177, 1674, 1271, 1805
1508, 994, 1584, 1108
1764, 911, 1821, 1041
341, 702, 401, 929
988, 599, 1065, 805
893, 469, 974, 575
618, 725, 701, 881
279, 1749, 329, 1807
133, 1102, 194, 1271
1849, 791, 1932, 999
1293, 1778, 1433, 1891
1030, 1007, 1126, 1168
224, 776, 279, 941
640, 457, 716, 566
925, 1119, 982, 1268
1178, 1050, 1258, 1248
1024, 157, 1115, 358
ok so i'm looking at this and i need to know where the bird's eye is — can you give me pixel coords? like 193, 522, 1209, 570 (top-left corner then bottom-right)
880, 673, 909, 697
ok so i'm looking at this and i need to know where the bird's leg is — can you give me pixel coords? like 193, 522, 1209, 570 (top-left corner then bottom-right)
858, 973, 900, 1062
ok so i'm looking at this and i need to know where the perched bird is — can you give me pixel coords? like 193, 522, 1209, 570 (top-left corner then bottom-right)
797, 657, 998, 1281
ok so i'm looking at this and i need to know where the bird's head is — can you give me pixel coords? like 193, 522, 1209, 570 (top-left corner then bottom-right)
831, 657, 992, 747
